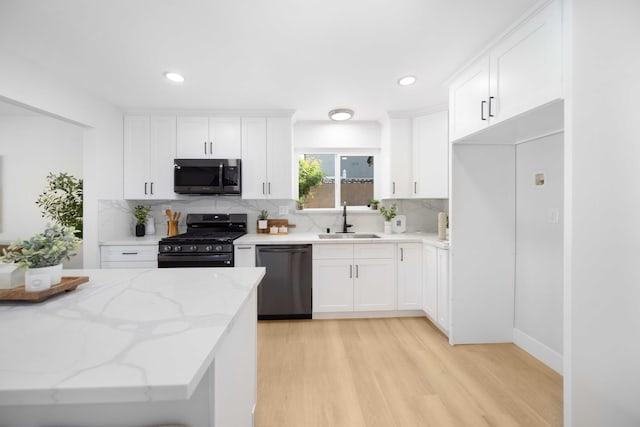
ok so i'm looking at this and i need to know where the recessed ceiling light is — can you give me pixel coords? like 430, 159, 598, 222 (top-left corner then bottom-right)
397, 75, 416, 86
164, 72, 185, 83
329, 108, 354, 121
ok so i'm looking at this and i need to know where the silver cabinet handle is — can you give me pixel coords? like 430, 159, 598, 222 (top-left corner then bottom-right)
262, 182, 265, 195
414, 182, 417, 194
236, 246, 252, 250
481, 100, 487, 121
209, 141, 213, 155
355, 264, 359, 278
488, 96, 495, 117
204, 141, 207, 155
144, 182, 148, 195
121, 252, 138, 255
349, 264, 353, 279
392, 182, 396, 194
268, 182, 271, 195
401, 247, 404, 262
150, 182, 154, 195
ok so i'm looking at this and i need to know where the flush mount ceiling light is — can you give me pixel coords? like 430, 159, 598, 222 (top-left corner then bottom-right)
164, 72, 185, 83
329, 108, 354, 121
397, 75, 417, 86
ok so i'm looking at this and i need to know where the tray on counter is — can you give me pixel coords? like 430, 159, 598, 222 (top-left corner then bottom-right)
0, 276, 89, 303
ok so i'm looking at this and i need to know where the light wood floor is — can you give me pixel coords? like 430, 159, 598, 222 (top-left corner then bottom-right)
255, 317, 562, 427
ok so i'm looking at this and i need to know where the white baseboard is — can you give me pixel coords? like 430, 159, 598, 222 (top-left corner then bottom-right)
312, 310, 425, 320
513, 328, 563, 375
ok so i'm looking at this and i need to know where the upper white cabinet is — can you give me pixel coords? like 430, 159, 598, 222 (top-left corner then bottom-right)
448, 0, 562, 141
412, 111, 449, 198
241, 117, 293, 200
397, 243, 422, 310
124, 115, 176, 199
176, 116, 241, 158
382, 111, 449, 199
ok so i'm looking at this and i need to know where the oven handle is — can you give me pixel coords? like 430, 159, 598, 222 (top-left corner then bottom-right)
158, 254, 232, 262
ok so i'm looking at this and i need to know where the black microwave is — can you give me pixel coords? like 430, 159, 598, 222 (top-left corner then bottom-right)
174, 159, 241, 195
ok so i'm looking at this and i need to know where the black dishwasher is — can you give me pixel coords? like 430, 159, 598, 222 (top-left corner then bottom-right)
256, 245, 312, 320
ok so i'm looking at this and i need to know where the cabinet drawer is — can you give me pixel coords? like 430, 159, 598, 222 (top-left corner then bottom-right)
313, 244, 354, 260
100, 245, 158, 262
354, 243, 394, 259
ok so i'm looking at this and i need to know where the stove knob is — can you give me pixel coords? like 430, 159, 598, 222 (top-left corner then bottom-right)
162, 245, 172, 252
189, 245, 198, 252
215, 245, 223, 252
205, 245, 213, 252
173, 246, 182, 252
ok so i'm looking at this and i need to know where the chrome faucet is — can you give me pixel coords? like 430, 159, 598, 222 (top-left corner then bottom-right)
341, 201, 353, 233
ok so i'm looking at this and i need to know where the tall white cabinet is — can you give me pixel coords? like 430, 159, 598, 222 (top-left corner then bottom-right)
123, 115, 176, 199
241, 117, 293, 200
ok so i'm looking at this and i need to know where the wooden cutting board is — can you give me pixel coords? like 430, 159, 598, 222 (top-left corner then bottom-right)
0, 276, 89, 303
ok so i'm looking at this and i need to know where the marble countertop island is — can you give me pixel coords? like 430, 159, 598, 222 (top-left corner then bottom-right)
0, 267, 264, 413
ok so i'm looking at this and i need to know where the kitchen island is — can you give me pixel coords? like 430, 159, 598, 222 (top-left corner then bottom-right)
0, 267, 265, 427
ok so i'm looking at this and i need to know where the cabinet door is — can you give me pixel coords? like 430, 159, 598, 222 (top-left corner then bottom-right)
313, 259, 354, 312
422, 245, 437, 319
397, 243, 422, 310
412, 111, 449, 198
436, 248, 450, 332
176, 116, 209, 158
385, 118, 413, 198
234, 244, 256, 267
241, 118, 268, 199
123, 115, 150, 199
148, 116, 177, 199
448, 57, 490, 141
266, 117, 294, 199
210, 117, 241, 158
354, 258, 395, 311
490, 0, 562, 124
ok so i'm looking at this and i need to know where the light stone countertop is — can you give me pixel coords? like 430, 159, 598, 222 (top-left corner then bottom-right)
234, 232, 450, 249
0, 267, 265, 406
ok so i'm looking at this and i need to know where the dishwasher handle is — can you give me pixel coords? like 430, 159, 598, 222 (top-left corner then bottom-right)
257, 246, 310, 253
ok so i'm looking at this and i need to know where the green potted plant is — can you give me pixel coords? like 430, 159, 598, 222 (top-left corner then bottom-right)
298, 158, 324, 209
134, 205, 152, 237
36, 172, 83, 238
0, 224, 81, 291
369, 199, 379, 210
258, 209, 269, 231
379, 203, 397, 233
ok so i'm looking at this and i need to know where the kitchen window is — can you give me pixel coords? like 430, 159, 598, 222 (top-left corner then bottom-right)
298, 153, 374, 209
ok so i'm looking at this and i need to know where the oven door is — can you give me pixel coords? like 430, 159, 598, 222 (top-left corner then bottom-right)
158, 253, 233, 268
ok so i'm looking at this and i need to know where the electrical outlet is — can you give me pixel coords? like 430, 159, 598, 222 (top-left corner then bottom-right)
279, 206, 289, 215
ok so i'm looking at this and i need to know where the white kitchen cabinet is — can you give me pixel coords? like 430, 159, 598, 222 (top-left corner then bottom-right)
313, 243, 395, 313
397, 243, 422, 310
436, 248, 450, 332
176, 116, 241, 158
100, 244, 158, 268
412, 111, 449, 198
241, 117, 293, 200
234, 244, 256, 267
448, 0, 561, 141
123, 115, 176, 199
381, 118, 413, 199
422, 245, 437, 319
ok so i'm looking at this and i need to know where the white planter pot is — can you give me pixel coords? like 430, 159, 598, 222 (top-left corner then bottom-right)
258, 220, 268, 230
24, 264, 63, 292
384, 221, 392, 234
145, 216, 156, 235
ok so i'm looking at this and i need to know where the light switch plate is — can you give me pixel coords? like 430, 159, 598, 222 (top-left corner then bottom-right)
279, 206, 289, 215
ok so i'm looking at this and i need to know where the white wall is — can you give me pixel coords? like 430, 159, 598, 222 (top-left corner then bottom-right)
294, 121, 381, 150
0, 115, 83, 242
566, 0, 640, 425
0, 47, 123, 268
514, 133, 563, 373
450, 144, 516, 344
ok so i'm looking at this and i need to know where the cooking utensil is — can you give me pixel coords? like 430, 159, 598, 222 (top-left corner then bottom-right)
165, 209, 172, 220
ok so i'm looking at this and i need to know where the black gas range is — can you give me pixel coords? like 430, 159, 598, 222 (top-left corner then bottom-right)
158, 213, 247, 268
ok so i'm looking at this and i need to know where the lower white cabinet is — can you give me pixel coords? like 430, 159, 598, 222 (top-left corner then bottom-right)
313, 243, 396, 313
422, 245, 450, 333
234, 244, 256, 267
397, 243, 422, 310
100, 245, 158, 269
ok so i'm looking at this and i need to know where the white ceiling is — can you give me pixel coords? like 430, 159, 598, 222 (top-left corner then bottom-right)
0, 0, 538, 121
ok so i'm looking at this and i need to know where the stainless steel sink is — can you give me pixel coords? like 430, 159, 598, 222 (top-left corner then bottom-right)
317, 233, 381, 239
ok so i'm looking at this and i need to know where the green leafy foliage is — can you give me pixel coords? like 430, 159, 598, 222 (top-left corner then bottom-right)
298, 158, 324, 202
0, 224, 81, 269
134, 205, 152, 225
258, 209, 269, 220
36, 172, 83, 238
379, 203, 397, 221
